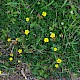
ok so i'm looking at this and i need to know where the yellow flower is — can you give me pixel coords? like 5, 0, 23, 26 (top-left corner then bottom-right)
50, 33, 55, 38
18, 60, 21, 63
7, 38, 11, 42
9, 57, 13, 61
0, 70, 2, 74
42, 11, 47, 17
10, 53, 13, 57
44, 38, 49, 42
56, 58, 62, 64
16, 38, 19, 41
55, 64, 59, 68
54, 47, 58, 51
26, 17, 29, 22
25, 30, 29, 35
18, 49, 22, 53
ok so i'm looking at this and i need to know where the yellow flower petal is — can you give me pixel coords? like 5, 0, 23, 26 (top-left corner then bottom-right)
26, 17, 29, 22
42, 11, 47, 17
44, 38, 49, 42
9, 57, 13, 61
54, 47, 58, 51
55, 64, 59, 68
18, 60, 21, 63
16, 38, 19, 41
10, 53, 13, 57
0, 70, 2, 74
25, 30, 29, 35
56, 58, 62, 64
50, 33, 55, 38
18, 49, 22, 53
7, 38, 11, 42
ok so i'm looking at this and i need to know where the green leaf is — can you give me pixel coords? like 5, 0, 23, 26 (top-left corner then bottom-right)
44, 74, 48, 78
5, 2, 19, 6
30, 22, 36, 28
39, 70, 44, 76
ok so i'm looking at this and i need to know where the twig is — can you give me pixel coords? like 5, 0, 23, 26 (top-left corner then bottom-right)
21, 68, 27, 80
0, 73, 8, 76
11, 46, 14, 53
6, 43, 12, 50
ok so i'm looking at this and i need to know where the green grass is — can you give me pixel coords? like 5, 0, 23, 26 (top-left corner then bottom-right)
0, 0, 80, 79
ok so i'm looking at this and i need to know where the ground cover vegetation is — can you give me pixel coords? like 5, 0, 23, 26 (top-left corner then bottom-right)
0, 0, 80, 80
